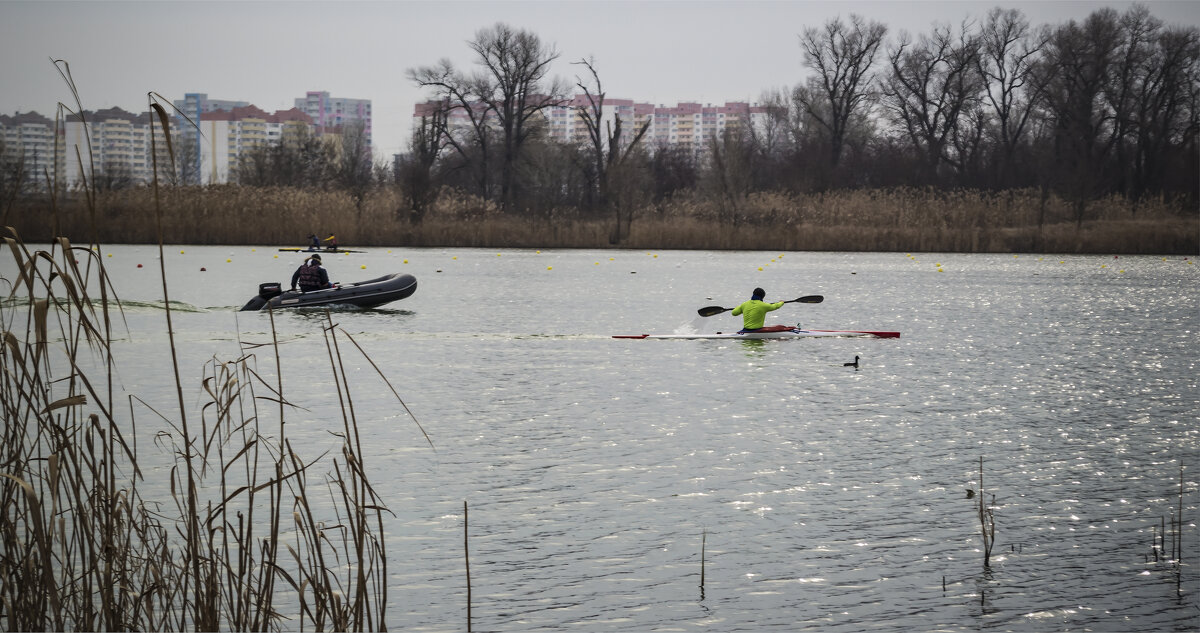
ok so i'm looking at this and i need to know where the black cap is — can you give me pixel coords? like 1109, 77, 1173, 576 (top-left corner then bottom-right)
752, 287, 765, 299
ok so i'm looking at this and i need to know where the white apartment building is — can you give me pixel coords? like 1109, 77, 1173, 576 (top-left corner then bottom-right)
413, 95, 765, 156
0, 111, 62, 188
193, 105, 314, 184
295, 91, 372, 147
172, 93, 250, 184
2, 108, 174, 189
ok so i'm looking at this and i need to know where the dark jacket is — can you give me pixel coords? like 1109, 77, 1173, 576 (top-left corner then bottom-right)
291, 262, 330, 292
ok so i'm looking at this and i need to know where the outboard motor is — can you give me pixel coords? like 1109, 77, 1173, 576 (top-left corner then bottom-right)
258, 282, 283, 299
240, 282, 284, 311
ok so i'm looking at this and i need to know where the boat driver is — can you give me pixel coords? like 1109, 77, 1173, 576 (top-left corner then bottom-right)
731, 287, 785, 332
291, 253, 334, 292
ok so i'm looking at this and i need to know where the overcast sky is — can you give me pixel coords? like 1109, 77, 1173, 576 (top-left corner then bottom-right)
3, 0, 1198, 158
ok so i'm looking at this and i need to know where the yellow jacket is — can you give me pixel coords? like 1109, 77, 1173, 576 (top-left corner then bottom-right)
731, 299, 784, 330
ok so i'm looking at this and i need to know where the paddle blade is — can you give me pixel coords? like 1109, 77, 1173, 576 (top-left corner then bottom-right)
697, 305, 730, 317
792, 295, 823, 304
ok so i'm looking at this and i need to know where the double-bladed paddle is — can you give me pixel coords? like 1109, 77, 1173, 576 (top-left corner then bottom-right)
697, 295, 823, 317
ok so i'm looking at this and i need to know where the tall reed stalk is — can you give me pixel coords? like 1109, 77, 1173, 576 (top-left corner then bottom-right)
1, 63, 427, 631
977, 457, 995, 568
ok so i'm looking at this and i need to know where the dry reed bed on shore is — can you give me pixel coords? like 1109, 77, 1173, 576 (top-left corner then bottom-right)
8, 186, 1197, 253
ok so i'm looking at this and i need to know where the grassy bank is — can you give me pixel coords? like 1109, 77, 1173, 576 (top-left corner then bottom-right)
8, 185, 1197, 253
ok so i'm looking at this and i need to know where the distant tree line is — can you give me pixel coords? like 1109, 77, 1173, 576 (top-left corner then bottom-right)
396, 6, 1197, 237
3, 5, 1195, 243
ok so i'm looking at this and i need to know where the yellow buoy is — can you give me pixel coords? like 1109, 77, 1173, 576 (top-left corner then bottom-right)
180, 250, 185, 254
404, 259, 409, 264
361, 265, 367, 269
547, 266, 553, 270
226, 259, 231, 263
758, 267, 763, 271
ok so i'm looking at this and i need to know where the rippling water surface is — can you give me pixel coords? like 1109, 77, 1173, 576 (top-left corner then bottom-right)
7, 245, 1197, 631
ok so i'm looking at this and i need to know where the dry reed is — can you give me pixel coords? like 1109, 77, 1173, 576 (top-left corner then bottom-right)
7, 185, 1196, 254
1, 65, 428, 630
977, 457, 996, 569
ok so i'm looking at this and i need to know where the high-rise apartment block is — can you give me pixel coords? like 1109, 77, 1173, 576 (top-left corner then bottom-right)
295, 91, 372, 147
413, 95, 766, 154
0, 90, 373, 188
191, 104, 316, 184
1, 108, 174, 190
0, 111, 62, 187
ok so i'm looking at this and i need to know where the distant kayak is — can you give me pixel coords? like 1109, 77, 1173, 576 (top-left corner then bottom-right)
239, 273, 416, 311
613, 326, 899, 340
278, 247, 367, 253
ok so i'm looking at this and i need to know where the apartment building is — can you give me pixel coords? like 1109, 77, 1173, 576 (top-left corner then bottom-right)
295, 91, 372, 147
0, 111, 62, 188
172, 93, 250, 183
194, 105, 315, 184
413, 95, 764, 155
2, 107, 174, 189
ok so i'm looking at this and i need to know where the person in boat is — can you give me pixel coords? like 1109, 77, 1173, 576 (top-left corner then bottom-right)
290, 253, 334, 292
731, 287, 785, 332
324, 234, 338, 251
307, 233, 321, 250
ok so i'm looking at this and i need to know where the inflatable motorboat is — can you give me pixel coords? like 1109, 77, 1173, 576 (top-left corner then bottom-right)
240, 272, 417, 311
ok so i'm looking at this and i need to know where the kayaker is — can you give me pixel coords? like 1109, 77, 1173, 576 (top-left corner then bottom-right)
307, 233, 320, 250
731, 287, 785, 331
291, 253, 334, 292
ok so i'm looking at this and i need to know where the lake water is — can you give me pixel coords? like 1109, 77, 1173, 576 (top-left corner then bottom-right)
4, 245, 1197, 631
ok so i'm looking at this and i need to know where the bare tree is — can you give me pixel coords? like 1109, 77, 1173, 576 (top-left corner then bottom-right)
338, 120, 374, 207
1105, 5, 1161, 199
397, 109, 448, 224
881, 21, 984, 183
469, 23, 567, 211
409, 23, 565, 211
755, 87, 796, 160
976, 7, 1049, 188
573, 57, 652, 242
408, 60, 497, 201
795, 14, 888, 170
705, 123, 757, 226
1130, 24, 1200, 200
1035, 8, 1124, 226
